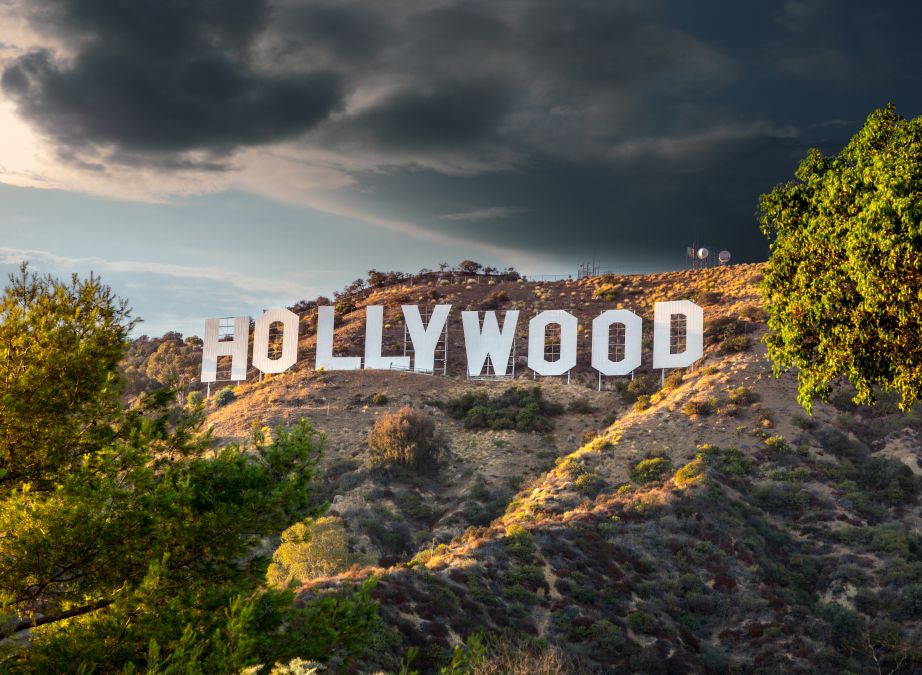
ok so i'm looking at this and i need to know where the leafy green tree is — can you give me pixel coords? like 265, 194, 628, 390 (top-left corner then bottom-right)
268, 516, 357, 588
145, 338, 200, 403
0, 264, 331, 671
759, 104, 922, 412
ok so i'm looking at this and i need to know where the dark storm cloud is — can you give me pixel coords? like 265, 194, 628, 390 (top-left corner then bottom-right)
5, 0, 922, 265
337, 77, 517, 152
1, 0, 344, 164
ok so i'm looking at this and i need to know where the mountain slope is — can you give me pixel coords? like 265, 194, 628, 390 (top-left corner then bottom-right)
205, 265, 922, 673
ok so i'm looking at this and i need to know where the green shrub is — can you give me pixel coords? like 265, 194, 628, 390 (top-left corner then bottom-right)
439, 387, 563, 432
593, 283, 621, 301
718, 335, 752, 354
215, 386, 235, 406
728, 386, 758, 405
764, 435, 792, 455
505, 525, 535, 562
267, 516, 355, 587
627, 610, 658, 635
738, 304, 769, 323
589, 620, 626, 650
268, 578, 396, 667
896, 583, 922, 619
367, 406, 442, 471
334, 297, 356, 315
674, 456, 706, 489
681, 397, 718, 417
618, 374, 659, 403
705, 316, 752, 345
714, 447, 753, 476
633, 394, 652, 412
869, 524, 911, 556
792, 413, 817, 430
814, 426, 865, 459
479, 289, 509, 310
370, 392, 389, 405
663, 371, 684, 390
752, 482, 808, 516
358, 506, 414, 555
630, 457, 674, 485
459, 476, 508, 526
574, 468, 605, 494
861, 456, 919, 505
816, 602, 865, 650
567, 397, 594, 414
186, 390, 204, 407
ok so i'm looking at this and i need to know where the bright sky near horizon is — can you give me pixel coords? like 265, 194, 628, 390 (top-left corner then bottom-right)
2, 0, 922, 336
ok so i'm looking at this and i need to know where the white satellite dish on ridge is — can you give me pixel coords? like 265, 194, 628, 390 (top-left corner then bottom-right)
697, 247, 709, 260
718, 250, 731, 264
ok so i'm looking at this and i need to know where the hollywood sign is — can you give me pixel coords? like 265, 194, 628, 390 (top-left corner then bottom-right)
200, 301, 703, 382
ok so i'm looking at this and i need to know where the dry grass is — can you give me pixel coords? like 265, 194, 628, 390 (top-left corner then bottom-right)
474, 636, 591, 675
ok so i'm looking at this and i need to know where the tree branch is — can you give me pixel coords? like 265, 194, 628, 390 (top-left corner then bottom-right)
0, 598, 112, 639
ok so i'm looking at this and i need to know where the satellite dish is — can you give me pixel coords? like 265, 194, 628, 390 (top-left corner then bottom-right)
718, 250, 731, 264
697, 247, 709, 260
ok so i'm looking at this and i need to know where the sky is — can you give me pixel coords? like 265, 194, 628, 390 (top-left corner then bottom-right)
2, 0, 922, 336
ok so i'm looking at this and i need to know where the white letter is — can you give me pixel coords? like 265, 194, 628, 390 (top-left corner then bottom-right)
528, 310, 578, 376
201, 316, 249, 382
461, 310, 519, 377
252, 308, 299, 374
592, 310, 642, 376
403, 304, 451, 373
653, 300, 703, 369
364, 305, 410, 370
316, 306, 362, 370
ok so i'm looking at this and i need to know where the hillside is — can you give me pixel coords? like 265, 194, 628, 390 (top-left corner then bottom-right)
204, 265, 922, 673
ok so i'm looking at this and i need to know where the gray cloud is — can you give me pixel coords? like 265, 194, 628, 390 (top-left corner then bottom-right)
439, 206, 531, 222
1, 0, 345, 166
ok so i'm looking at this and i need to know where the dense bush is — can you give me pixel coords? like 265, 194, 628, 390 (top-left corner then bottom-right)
861, 456, 920, 506
663, 370, 684, 390
699, 445, 753, 477
268, 516, 356, 587
618, 374, 659, 404
439, 386, 563, 432
630, 457, 675, 485
728, 386, 759, 405
567, 397, 594, 414
751, 482, 808, 516
705, 316, 754, 346
593, 282, 622, 301
479, 289, 510, 310
335, 296, 357, 315
358, 506, 414, 555
674, 456, 706, 489
718, 335, 752, 354
215, 385, 236, 406
681, 397, 718, 417
367, 406, 442, 471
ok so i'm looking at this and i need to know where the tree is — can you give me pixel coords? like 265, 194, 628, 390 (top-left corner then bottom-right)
0, 264, 327, 670
367, 407, 442, 471
367, 269, 388, 287
267, 516, 357, 588
457, 260, 483, 275
145, 339, 199, 403
759, 104, 922, 413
